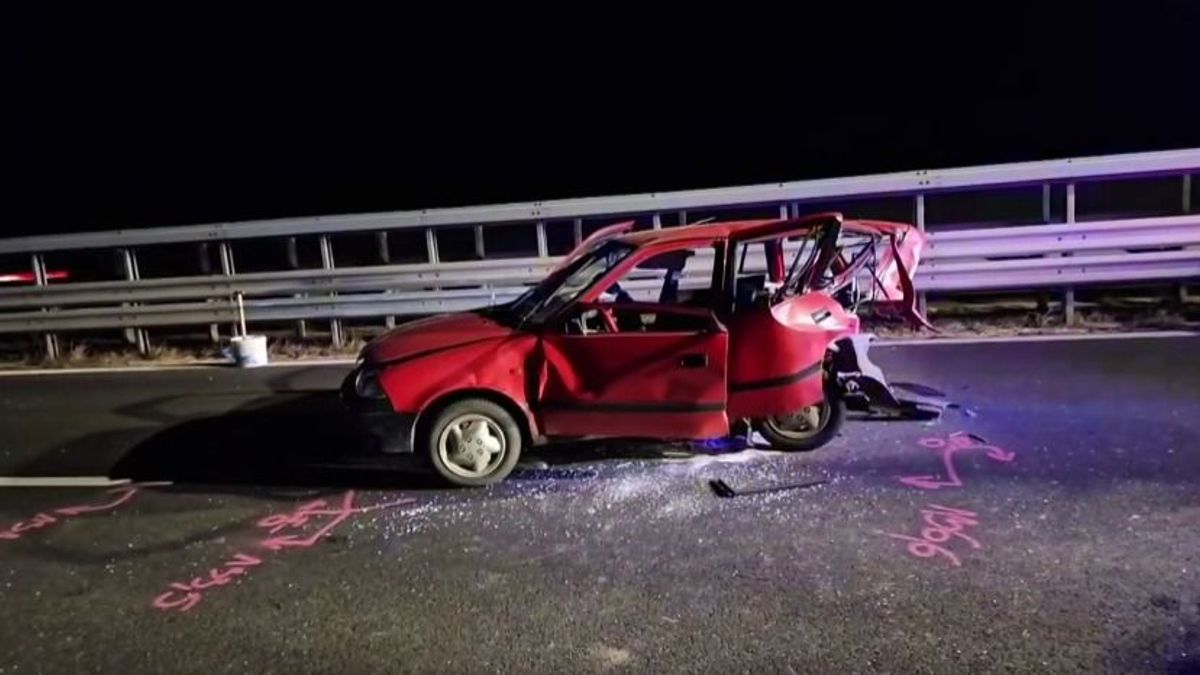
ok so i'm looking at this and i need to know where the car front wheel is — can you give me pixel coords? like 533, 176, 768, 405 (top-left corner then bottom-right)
425, 399, 522, 487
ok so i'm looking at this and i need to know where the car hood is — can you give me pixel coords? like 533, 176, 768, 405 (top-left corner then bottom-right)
360, 311, 518, 366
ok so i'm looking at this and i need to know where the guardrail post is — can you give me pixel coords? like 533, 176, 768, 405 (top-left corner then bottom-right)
572, 219, 583, 247
285, 237, 307, 338
536, 222, 548, 257
219, 242, 236, 273
914, 194, 928, 317
473, 226, 485, 259
1180, 175, 1192, 304
119, 250, 136, 346
778, 204, 788, 219
31, 254, 60, 360
285, 237, 300, 268
218, 242, 236, 340
1036, 182, 1054, 316
652, 214, 662, 230
1064, 183, 1077, 324
319, 235, 343, 348
378, 232, 396, 329
423, 227, 442, 313
200, 243, 217, 341
679, 210, 688, 226
198, 243, 212, 275
425, 228, 440, 264
120, 249, 149, 355
131, 251, 148, 354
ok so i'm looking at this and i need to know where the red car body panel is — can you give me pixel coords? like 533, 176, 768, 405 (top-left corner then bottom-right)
0, 270, 69, 284
540, 323, 729, 438
725, 293, 858, 419
821, 220, 926, 298
361, 312, 515, 365
369, 314, 542, 437
358, 212, 926, 446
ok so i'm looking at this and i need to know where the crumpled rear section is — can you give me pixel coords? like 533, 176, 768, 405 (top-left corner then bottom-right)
840, 220, 932, 329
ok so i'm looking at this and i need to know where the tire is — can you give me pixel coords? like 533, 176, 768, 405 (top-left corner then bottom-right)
424, 398, 522, 487
753, 389, 845, 452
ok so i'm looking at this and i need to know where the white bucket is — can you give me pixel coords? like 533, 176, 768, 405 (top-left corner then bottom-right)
230, 335, 269, 368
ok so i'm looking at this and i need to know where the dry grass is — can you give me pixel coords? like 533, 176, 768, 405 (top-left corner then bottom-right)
0, 341, 224, 370
267, 335, 367, 361
0, 332, 373, 371
870, 297, 1199, 339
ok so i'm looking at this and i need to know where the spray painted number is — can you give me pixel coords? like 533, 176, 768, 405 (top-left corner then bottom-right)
882, 504, 981, 567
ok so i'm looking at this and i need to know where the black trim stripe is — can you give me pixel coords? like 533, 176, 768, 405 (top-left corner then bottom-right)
729, 360, 822, 393
376, 336, 498, 368
542, 401, 725, 413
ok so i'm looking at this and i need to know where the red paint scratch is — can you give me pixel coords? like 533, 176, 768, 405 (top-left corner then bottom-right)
0, 487, 138, 541
153, 490, 414, 613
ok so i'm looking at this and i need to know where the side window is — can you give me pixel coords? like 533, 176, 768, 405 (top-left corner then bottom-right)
731, 240, 782, 311
597, 245, 717, 307
564, 245, 720, 335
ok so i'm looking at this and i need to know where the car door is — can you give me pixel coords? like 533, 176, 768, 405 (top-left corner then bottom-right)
537, 303, 730, 440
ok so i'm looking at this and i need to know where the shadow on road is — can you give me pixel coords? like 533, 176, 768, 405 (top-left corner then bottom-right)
108, 392, 445, 490
104, 391, 688, 490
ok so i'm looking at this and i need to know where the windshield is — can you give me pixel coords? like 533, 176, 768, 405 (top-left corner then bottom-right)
510, 240, 635, 325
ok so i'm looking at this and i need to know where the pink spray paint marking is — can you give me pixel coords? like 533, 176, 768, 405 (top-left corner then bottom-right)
882, 432, 1016, 567
882, 504, 981, 567
0, 487, 138, 541
152, 553, 264, 612
153, 490, 414, 613
898, 431, 1015, 490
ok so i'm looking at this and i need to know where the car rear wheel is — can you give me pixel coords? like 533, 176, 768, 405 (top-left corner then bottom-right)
425, 399, 522, 487
754, 391, 844, 452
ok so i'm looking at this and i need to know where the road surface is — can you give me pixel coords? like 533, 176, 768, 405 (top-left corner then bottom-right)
1, 336, 1198, 673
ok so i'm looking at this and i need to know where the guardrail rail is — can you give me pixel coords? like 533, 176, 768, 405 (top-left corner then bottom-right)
1, 149, 1196, 357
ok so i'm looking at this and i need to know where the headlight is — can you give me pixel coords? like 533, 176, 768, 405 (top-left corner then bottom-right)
354, 368, 385, 398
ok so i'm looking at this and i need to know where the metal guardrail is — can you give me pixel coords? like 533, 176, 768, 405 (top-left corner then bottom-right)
921, 214, 1200, 291
0, 149, 1196, 353
1, 215, 1197, 334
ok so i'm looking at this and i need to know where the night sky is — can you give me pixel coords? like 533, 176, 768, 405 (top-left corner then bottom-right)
7, 8, 1200, 237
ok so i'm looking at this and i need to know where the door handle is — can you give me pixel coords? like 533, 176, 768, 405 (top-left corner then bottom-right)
679, 353, 709, 368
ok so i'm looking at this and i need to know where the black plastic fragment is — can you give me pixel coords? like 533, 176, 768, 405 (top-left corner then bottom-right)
708, 477, 829, 499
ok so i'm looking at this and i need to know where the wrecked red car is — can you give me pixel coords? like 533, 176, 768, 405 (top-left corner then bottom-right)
343, 212, 929, 486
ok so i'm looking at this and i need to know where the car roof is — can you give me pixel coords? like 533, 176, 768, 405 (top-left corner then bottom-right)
612, 211, 914, 248
613, 212, 837, 247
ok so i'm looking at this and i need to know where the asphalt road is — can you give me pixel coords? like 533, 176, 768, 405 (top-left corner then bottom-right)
1, 336, 1198, 674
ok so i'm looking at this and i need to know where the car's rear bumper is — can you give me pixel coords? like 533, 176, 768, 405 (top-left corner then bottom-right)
340, 370, 416, 453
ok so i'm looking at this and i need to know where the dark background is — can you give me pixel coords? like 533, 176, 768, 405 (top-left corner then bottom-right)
5, 7, 1200, 237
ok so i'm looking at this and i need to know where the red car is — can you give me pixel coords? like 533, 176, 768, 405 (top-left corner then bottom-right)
0, 270, 69, 284
343, 212, 929, 486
